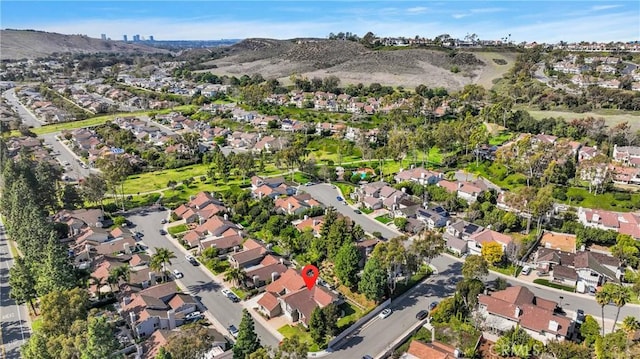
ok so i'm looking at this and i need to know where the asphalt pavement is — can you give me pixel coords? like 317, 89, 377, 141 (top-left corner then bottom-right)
40, 132, 95, 179
300, 183, 402, 240
0, 219, 31, 359
3, 88, 43, 128
125, 210, 280, 349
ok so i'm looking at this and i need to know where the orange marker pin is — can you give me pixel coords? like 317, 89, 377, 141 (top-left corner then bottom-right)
301, 264, 319, 290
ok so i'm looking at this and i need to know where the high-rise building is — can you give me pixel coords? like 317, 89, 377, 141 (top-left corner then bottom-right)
149, 35, 154, 41
101, 34, 107, 41
123, 35, 128, 42
133, 34, 140, 42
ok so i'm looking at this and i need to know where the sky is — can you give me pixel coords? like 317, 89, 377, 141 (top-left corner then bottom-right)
1, 1, 639, 43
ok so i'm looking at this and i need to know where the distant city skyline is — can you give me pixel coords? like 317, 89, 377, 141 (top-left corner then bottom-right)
1, 1, 639, 43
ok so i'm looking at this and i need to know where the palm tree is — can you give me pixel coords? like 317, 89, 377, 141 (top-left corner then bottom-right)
151, 247, 177, 282
595, 287, 612, 336
107, 271, 120, 293
113, 264, 131, 286
224, 267, 246, 287
609, 283, 631, 332
89, 276, 107, 299
621, 315, 640, 355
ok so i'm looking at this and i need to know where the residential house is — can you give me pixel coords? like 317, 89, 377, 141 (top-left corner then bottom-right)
437, 180, 485, 203
577, 207, 640, 239
172, 192, 226, 224
400, 340, 458, 359
293, 215, 324, 237
443, 220, 485, 256
478, 286, 573, 343
539, 231, 577, 253
250, 176, 295, 199
244, 255, 288, 289
121, 283, 198, 338
533, 247, 621, 287
252, 135, 288, 153
578, 145, 601, 162
394, 167, 443, 185
256, 268, 339, 325
228, 239, 268, 269
467, 229, 514, 256
613, 144, 640, 167
416, 207, 450, 230
142, 328, 227, 359
274, 194, 322, 216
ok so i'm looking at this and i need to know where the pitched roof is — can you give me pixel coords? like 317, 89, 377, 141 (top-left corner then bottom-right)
552, 265, 578, 281
265, 268, 306, 294
573, 251, 620, 281
257, 291, 280, 311
280, 286, 337, 324
405, 340, 456, 359
470, 229, 512, 246
540, 231, 577, 253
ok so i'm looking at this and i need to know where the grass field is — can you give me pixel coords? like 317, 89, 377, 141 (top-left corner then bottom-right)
336, 302, 364, 329
278, 324, 320, 352
526, 109, 640, 131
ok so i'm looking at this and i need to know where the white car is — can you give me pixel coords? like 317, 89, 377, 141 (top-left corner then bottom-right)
521, 265, 532, 276
379, 308, 392, 319
185, 311, 203, 321
173, 269, 183, 279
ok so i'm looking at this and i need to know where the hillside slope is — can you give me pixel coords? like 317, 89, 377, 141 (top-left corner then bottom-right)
197, 38, 516, 90
1, 29, 170, 60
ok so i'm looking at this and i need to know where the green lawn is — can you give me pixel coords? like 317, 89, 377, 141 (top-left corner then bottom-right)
336, 302, 364, 329
489, 131, 513, 146
533, 279, 576, 292
167, 224, 188, 235
278, 324, 320, 352
361, 208, 374, 214
31, 318, 43, 331
375, 215, 392, 224
490, 263, 520, 277
231, 287, 249, 300
556, 187, 640, 212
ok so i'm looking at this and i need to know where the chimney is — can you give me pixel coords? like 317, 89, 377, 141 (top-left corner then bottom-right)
123, 296, 132, 306
129, 311, 136, 325
312, 220, 317, 227
515, 306, 522, 317
304, 215, 308, 221
548, 320, 559, 332
401, 187, 406, 193
458, 182, 464, 189
253, 275, 260, 286
431, 326, 435, 342
271, 272, 280, 282
148, 271, 156, 285
288, 202, 293, 210
224, 213, 228, 221
167, 309, 176, 330
421, 172, 426, 179
279, 257, 284, 264
124, 242, 132, 254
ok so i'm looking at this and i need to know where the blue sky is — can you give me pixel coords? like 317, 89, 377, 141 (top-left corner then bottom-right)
1, 1, 639, 42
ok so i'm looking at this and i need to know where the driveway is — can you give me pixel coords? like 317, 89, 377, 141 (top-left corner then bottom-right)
125, 210, 280, 348
301, 183, 402, 240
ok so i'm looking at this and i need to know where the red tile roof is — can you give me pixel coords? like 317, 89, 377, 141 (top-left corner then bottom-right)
406, 340, 456, 359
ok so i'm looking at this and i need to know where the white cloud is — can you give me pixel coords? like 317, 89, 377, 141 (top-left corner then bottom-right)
470, 7, 505, 14
452, 13, 469, 19
407, 6, 428, 15
591, 5, 622, 11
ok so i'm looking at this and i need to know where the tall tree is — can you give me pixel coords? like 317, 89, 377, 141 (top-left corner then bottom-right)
35, 234, 76, 296
607, 283, 630, 332
462, 255, 489, 280
308, 307, 326, 345
61, 184, 84, 210
9, 257, 38, 313
277, 334, 309, 359
224, 267, 247, 287
334, 242, 361, 288
358, 257, 387, 302
595, 287, 612, 336
81, 316, 119, 359
164, 324, 218, 359
481, 241, 504, 265
233, 309, 261, 359
39, 288, 88, 337
151, 247, 177, 282
410, 231, 445, 264
80, 173, 107, 210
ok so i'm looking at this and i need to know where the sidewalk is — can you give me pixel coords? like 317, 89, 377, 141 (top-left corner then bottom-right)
441, 252, 640, 308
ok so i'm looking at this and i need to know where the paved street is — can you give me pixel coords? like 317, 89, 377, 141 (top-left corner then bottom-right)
40, 132, 95, 179
2, 88, 43, 128
301, 183, 402, 240
0, 219, 31, 359
125, 210, 280, 349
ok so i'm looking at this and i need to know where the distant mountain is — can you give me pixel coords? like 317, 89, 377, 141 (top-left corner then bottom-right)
0, 29, 171, 60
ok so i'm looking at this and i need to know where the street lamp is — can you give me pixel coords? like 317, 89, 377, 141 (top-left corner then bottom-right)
559, 296, 564, 308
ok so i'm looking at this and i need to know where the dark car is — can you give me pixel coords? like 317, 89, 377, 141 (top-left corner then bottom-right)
159, 229, 167, 235
228, 325, 239, 338
576, 309, 585, 324
354, 209, 362, 214
429, 301, 439, 311
416, 310, 429, 320
336, 196, 343, 201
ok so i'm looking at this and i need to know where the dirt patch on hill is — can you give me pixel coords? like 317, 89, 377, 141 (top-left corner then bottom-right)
199, 38, 508, 90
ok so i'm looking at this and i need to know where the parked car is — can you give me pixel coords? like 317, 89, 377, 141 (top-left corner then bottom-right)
379, 308, 392, 319
429, 301, 439, 311
228, 325, 239, 338
161, 219, 167, 224
537, 270, 550, 276
416, 310, 429, 320
521, 265, 532, 276
185, 254, 199, 266
173, 269, 183, 279
185, 311, 202, 321
575, 309, 585, 324
354, 209, 361, 214
221, 289, 240, 302
159, 229, 167, 235
362, 356, 374, 359
336, 196, 343, 201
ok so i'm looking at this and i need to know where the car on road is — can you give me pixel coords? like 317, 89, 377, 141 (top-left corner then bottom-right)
173, 269, 183, 279
362, 356, 374, 359
185, 254, 199, 266
429, 301, 439, 311
575, 309, 585, 324
354, 209, 361, 214
161, 219, 167, 224
185, 311, 203, 321
416, 310, 429, 320
221, 289, 240, 302
159, 229, 167, 235
521, 265, 532, 276
228, 325, 239, 338
336, 196, 343, 201
305, 182, 315, 186
379, 308, 392, 319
